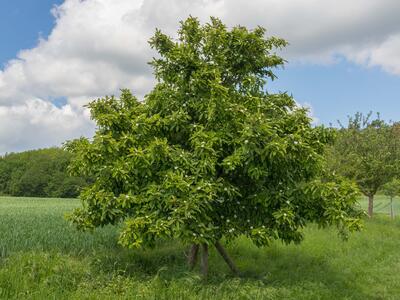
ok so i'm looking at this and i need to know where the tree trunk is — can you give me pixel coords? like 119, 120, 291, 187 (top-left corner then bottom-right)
390, 197, 394, 220
368, 194, 374, 217
200, 243, 208, 279
215, 241, 239, 275
187, 244, 199, 270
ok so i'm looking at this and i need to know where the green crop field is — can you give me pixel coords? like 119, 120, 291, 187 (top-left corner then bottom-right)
0, 196, 399, 299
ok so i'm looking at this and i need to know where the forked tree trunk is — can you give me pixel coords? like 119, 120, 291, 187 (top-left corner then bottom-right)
200, 243, 209, 279
188, 241, 240, 278
215, 241, 239, 275
187, 244, 199, 270
390, 197, 394, 220
368, 194, 374, 217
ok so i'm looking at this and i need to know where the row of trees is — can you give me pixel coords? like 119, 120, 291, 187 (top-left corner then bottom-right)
3, 114, 397, 217
326, 113, 400, 217
0, 148, 89, 198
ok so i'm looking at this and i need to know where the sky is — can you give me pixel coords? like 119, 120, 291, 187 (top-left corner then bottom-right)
1, 0, 400, 154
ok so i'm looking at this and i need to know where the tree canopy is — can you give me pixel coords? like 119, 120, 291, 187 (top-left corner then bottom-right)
66, 17, 363, 275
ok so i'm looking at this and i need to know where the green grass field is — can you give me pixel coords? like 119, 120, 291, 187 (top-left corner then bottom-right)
359, 194, 400, 216
0, 196, 399, 299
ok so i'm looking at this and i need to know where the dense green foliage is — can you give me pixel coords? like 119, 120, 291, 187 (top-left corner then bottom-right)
0, 197, 399, 299
66, 17, 362, 252
326, 113, 400, 216
0, 148, 88, 198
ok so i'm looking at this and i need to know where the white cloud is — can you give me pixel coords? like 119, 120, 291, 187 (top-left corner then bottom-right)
0, 99, 93, 153
1, 0, 400, 153
344, 34, 400, 74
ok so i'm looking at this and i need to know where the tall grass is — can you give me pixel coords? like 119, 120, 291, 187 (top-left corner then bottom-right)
0, 196, 399, 299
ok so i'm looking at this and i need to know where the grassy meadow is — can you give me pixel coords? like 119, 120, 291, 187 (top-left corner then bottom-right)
0, 196, 399, 299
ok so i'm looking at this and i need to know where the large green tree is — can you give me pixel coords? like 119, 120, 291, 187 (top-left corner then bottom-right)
326, 113, 400, 217
66, 17, 362, 276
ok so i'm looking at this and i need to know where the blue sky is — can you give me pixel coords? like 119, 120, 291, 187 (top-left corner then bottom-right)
269, 60, 400, 125
1, 0, 400, 153
0, 0, 63, 65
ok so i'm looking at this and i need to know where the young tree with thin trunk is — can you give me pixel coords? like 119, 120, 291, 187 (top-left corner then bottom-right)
382, 179, 400, 219
66, 17, 363, 277
326, 113, 400, 217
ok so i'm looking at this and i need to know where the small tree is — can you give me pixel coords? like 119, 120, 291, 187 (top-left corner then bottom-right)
326, 113, 400, 217
66, 17, 363, 276
382, 179, 400, 219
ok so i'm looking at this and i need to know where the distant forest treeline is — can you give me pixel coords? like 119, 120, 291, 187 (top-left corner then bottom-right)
0, 148, 89, 198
